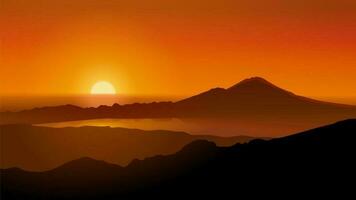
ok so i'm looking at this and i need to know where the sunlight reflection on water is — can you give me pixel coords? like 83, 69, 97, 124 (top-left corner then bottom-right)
36, 118, 320, 137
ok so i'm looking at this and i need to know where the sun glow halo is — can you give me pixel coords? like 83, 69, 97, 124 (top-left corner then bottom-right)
90, 81, 116, 95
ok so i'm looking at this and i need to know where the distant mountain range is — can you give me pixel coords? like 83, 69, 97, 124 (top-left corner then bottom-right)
0, 124, 259, 171
1, 77, 355, 124
2, 119, 355, 199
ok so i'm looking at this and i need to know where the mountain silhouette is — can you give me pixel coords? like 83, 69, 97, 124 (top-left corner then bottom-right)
1, 77, 355, 122
2, 119, 355, 199
176, 77, 353, 114
0, 124, 257, 171
1, 77, 355, 136
177, 77, 297, 106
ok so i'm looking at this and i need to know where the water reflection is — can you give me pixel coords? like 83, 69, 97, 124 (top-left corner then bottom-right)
37, 118, 328, 137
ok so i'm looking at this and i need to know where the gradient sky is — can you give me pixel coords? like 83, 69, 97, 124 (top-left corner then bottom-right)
1, 0, 356, 99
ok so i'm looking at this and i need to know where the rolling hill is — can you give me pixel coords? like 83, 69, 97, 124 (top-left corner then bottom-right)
1, 119, 355, 199
0, 124, 256, 171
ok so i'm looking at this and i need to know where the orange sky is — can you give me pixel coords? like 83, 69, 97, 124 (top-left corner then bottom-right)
1, 0, 356, 99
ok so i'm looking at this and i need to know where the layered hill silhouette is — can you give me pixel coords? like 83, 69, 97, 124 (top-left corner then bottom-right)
2, 119, 355, 199
0, 124, 257, 171
1, 77, 355, 125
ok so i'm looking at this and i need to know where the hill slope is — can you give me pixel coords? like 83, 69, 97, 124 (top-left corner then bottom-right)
2, 119, 355, 199
0, 124, 255, 171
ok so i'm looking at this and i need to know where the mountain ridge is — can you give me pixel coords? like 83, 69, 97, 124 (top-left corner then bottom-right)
0, 124, 256, 171
7, 119, 354, 173
1, 77, 355, 136
2, 119, 355, 198
4, 77, 356, 112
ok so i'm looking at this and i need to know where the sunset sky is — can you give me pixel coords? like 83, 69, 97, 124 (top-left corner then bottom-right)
1, 0, 356, 100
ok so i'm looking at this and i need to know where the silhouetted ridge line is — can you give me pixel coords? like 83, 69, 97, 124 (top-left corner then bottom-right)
2, 119, 355, 199
53, 157, 121, 172
228, 76, 283, 89
1, 124, 254, 171
1, 77, 355, 124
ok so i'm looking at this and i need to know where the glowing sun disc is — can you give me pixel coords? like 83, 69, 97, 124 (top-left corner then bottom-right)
91, 81, 116, 95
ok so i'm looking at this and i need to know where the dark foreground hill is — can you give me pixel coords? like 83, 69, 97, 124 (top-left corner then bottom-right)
2, 119, 355, 199
0, 125, 256, 171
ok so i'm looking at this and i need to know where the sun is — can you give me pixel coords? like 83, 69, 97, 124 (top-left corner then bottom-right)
90, 81, 116, 95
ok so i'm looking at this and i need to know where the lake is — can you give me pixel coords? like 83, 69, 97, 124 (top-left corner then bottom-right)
36, 117, 326, 137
